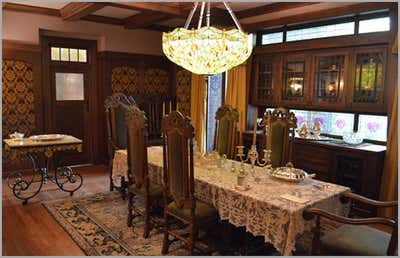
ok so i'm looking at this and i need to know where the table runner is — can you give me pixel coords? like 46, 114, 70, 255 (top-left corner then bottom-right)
112, 146, 350, 255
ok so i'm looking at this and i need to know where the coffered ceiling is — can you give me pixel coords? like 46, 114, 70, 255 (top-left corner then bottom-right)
3, 1, 395, 32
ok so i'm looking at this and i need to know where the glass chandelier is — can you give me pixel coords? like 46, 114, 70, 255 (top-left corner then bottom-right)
162, 2, 253, 75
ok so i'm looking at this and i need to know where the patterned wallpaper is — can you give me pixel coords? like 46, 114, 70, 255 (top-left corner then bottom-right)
2, 60, 36, 169
111, 67, 169, 98
143, 69, 169, 96
176, 69, 191, 116
111, 66, 139, 96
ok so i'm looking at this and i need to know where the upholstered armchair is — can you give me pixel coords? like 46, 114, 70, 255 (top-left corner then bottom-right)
303, 192, 398, 256
214, 105, 239, 159
125, 105, 162, 238
105, 93, 136, 193
260, 107, 297, 167
161, 111, 218, 255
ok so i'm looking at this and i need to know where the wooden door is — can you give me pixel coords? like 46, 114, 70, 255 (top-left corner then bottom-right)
41, 36, 97, 166
50, 65, 92, 165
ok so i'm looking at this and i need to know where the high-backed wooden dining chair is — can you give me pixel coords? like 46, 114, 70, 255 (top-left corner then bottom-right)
260, 107, 297, 167
214, 105, 239, 159
303, 192, 398, 256
126, 105, 163, 238
161, 111, 218, 255
136, 96, 175, 146
105, 93, 136, 192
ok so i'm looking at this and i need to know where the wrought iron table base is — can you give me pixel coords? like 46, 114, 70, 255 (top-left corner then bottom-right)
6, 153, 83, 205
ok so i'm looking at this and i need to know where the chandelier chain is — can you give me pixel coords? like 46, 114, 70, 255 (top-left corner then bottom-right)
198, 2, 206, 29
223, 1, 243, 31
184, 2, 198, 29
206, 1, 211, 27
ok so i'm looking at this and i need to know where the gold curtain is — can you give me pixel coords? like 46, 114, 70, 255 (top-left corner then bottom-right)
226, 63, 247, 144
379, 34, 398, 217
190, 73, 207, 153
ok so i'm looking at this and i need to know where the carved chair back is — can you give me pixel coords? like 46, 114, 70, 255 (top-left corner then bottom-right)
137, 96, 175, 144
125, 105, 149, 191
105, 93, 136, 155
261, 107, 297, 167
161, 111, 195, 210
214, 105, 239, 159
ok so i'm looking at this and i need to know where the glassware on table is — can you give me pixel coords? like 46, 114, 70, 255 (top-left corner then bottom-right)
230, 161, 237, 173
342, 132, 364, 145
218, 154, 227, 170
9, 132, 24, 141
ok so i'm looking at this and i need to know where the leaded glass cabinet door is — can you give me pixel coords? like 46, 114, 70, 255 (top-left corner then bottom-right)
350, 46, 387, 111
252, 55, 276, 105
281, 54, 311, 107
312, 52, 349, 108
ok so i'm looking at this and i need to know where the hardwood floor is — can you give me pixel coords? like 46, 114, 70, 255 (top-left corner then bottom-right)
2, 165, 110, 256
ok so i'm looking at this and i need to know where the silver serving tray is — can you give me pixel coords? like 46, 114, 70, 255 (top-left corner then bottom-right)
271, 166, 314, 183
30, 134, 65, 141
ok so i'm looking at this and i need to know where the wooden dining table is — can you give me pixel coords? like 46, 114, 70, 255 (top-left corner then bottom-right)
112, 146, 350, 255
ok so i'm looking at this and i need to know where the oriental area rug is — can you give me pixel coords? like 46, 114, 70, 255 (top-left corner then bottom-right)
44, 191, 338, 256
43, 192, 280, 256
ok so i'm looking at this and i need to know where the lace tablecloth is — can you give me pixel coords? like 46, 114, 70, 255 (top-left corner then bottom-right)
112, 146, 350, 255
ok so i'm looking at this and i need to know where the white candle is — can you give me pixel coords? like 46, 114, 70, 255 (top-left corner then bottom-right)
252, 108, 258, 145
266, 113, 271, 150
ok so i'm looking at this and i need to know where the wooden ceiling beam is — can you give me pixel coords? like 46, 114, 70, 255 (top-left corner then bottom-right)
60, 2, 106, 21
147, 24, 175, 32
2, 2, 60, 17
236, 2, 321, 19
82, 15, 125, 26
124, 12, 171, 29
109, 2, 184, 16
244, 2, 396, 32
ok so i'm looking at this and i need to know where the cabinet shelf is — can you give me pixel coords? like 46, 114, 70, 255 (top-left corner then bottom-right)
251, 45, 388, 112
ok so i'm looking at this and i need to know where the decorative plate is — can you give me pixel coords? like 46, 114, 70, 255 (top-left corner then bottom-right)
30, 134, 65, 141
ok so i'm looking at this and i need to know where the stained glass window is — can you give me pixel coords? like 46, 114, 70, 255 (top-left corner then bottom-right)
291, 109, 355, 136
69, 48, 78, 62
206, 74, 223, 152
261, 32, 283, 45
51, 47, 60, 61
286, 22, 355, 42
359, 17, 390, 34
78, 49, 87, 62
50, 47, 87, 63
358, 114, 388, 142
60, 48, 69, 61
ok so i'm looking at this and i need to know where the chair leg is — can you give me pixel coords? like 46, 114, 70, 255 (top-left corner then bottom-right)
161, 212, 170, 254
109, 163, 114, 191
188, 224, 195, 255
143, 196, 150, 238
127, 192, 134, 227
121, 178, 127, 200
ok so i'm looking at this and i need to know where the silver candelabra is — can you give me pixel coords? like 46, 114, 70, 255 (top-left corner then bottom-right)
236, 145, 271, 177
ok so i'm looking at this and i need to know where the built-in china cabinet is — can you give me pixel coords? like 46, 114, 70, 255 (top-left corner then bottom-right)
251, 45, 389, 113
